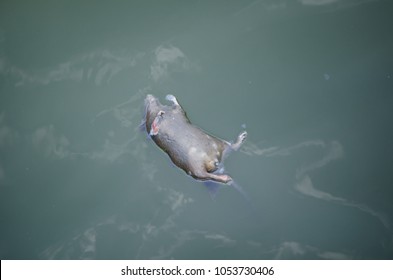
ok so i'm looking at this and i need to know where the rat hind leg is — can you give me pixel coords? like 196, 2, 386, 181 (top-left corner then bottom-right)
192, 168, 233, 184
187, 159, 232, 184
206, 173, 232, 184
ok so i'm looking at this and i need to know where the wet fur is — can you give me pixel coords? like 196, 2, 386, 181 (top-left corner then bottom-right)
144, 94, 245, 184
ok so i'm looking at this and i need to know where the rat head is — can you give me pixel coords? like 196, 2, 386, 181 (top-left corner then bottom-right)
144, 95, 162, 133
144, 94, 171, 135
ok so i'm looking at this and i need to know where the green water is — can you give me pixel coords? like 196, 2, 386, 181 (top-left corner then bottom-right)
1, 0, 392, 259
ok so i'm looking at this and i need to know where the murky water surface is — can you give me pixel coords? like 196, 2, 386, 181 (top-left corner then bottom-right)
1, 0, 392, 259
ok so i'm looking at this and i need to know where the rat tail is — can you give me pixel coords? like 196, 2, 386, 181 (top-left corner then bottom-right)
228, 180, 250, 202
228, 180, 257, 213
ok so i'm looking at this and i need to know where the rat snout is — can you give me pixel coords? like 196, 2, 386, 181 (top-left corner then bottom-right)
145, 94, 156, 106
145, 94, 154, 100
144, 94, 158, 111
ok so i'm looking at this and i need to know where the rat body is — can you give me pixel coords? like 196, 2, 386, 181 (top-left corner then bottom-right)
144, 94, 247, 184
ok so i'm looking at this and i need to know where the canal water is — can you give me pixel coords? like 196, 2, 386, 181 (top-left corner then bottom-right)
0, 0, 392, 259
